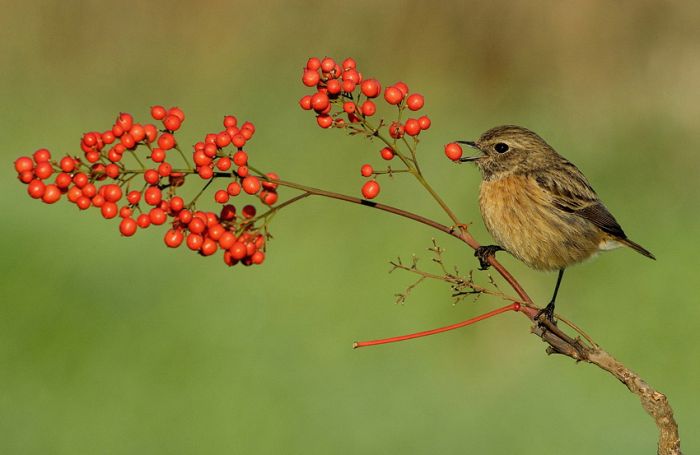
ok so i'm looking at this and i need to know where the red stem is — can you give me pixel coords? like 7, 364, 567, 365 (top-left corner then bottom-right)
353, 303, 521, 348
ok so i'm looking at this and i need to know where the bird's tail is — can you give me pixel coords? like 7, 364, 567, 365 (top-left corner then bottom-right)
620, 238, 656, 260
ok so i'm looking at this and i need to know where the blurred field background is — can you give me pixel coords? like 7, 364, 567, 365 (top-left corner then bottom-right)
1, 1, 699, 453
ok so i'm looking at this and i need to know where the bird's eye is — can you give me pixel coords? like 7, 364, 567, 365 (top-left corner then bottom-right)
494, 143, 509, 153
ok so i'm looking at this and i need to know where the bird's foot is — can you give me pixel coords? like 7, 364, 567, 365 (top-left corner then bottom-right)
534, 301, 557, 325
474, 245, 503, 270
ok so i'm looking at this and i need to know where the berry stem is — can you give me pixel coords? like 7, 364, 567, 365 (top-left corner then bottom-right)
353, 302, 520, 348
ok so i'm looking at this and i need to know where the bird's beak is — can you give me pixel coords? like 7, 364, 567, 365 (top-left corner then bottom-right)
456, 140, 482, 162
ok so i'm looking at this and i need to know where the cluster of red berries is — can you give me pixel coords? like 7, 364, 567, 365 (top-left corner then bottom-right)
13, 107, 278, 268
191, 116, 279, 207
299, 56, 432, 200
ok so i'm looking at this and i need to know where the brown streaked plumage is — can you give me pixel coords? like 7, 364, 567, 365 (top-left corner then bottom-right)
459, 125, 654, 320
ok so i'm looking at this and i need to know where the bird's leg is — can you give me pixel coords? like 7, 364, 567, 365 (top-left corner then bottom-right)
474, 245, 503, 270
535, 269, 565, 324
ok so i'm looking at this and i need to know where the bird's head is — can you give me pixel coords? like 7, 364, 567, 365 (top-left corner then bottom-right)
458, 125, 556, 179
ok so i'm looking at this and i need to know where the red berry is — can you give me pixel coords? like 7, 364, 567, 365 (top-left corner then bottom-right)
130, 124, 146, 142
394, 81, 409, 96
116, 113, 133, 131
406, 93, 424, 111
231, 133, 246, 148
342, 57, 356, 70
18, 171, 34, 184
167, 107, 185, 123
242, 176, 261, 195
164, 229, 184, 248
223, 115, 238, 128
343, 102, 356, 114
149, 208, 166, 225
151, 105, 167, 120
127, 190, 141, 204
326, 79, 341, 95
219, 231, 236, 249
55, 172, 72, 189
361, 180, 380, 199
215, 131, 231, 148
136, 213, 151, 228
15, 156, 34, 173
157, 162, 172, 177
33, 148, 51, 163
262, 172, 279, 190
119, 217, 137, 236
251, 250, 265, 265
186, 233, 203, 250
214, 190, 229, 203
310, 92, 330, 112
384, 86, 403, 105
67, 186, 82, 202
178, 210, 193, 224
225, 182, 241, 196
316, 115, 333, 129
105, 163, 120, 178
200, 238, 217, 256
119, 206, 133, 218
320, 57, 336, 73
217, 206, 234, 224
342, 69, 360, 84
73, 173, 88, 188
444, 142, 463, 161
237, 166, 249, 178
100, 130, 115, 145
163, 114, 182, 131
242, 205, 256, 218
389, 122, 405, 139
40, 184, 61, 204
188, 217, 206, 235
361, 100, 376, 116
198, 166, 214, 179
157, 133, 175, 150
229, 242, 247, 260
34, 162, 53, 179
404, 118, 421, 136
360, 164, 373, 177
216, 156, 232, 171
75, 196, 91, 210
144, 124, 158, 143
144, 169, 160, 184
418, 115, 431, 130
27, 180, 46, 199
380, 147, 395, 160
341, 80, 356, 93
91, 194, 105, 208
232, 151, 247, 166
299, 95, 313, 110
144, 186, 162, 206
260, 190, 278, 205
306, 57, 321, 70
82, 183, 97, 198
170, 196, 184, 212
302, 69, 320, 87
101, 202, 118, 219
103, 184, 122, 202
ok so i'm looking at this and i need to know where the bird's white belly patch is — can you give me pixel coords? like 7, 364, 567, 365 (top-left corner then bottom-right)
598, 239, 622, 251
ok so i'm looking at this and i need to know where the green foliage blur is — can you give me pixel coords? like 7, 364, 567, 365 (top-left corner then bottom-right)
1, 1, 698, 453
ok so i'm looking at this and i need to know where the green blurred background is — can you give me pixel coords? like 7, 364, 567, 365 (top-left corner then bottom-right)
1, 1, 698, 453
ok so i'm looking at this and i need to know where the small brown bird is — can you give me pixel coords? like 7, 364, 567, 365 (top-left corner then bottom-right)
458, 125, 654, 321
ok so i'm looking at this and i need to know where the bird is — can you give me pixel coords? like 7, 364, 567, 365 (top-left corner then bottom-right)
458, 125, 655, 321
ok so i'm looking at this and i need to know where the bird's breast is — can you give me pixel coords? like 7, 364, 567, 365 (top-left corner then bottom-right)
478, 175, 602, 270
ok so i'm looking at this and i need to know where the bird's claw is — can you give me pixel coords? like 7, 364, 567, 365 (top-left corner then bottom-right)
534, 301, 557, 325
474, 245, 503, 270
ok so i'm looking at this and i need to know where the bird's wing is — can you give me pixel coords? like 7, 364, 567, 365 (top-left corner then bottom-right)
533, 162, 627, 239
